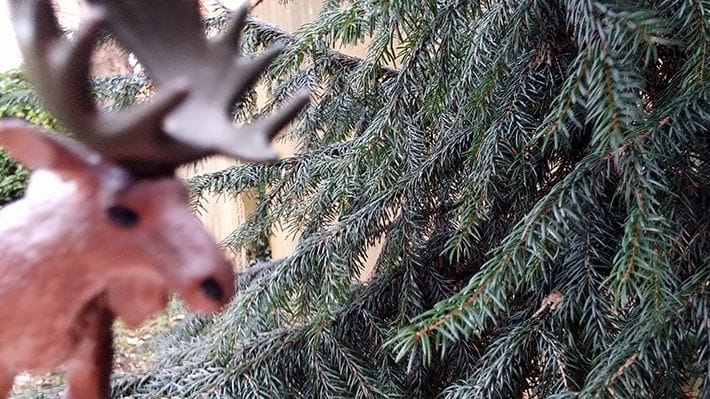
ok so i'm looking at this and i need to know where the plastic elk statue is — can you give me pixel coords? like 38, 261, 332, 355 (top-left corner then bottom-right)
0, 0, 308, 397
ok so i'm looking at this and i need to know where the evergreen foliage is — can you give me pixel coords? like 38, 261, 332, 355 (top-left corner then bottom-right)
19, 0, 710, 397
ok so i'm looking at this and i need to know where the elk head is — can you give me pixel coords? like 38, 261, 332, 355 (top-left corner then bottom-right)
0, 119, 234, 321
6, 0, 308, 311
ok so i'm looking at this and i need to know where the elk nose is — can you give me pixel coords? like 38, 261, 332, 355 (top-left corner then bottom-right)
200, 277, 224, 301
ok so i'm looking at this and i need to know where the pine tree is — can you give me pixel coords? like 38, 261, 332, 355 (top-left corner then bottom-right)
11, 0, 710, 397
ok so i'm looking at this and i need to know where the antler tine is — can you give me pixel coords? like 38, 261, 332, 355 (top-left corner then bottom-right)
219, 3, 250, 50
10, 0, 100, 135
89, 0, 310, 165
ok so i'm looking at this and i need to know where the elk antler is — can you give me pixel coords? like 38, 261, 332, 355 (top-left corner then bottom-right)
9, 0, 309, 178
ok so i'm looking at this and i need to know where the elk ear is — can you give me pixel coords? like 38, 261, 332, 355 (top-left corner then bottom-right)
0, 119, 97, 174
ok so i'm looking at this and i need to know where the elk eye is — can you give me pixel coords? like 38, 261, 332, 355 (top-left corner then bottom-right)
201, 278, 224, 301
106, 205, 140, 228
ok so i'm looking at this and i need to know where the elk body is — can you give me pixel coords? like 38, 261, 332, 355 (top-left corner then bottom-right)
0, 0, 308, 397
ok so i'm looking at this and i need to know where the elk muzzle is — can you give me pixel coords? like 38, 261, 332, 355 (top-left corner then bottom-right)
180, 256, 236, 313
